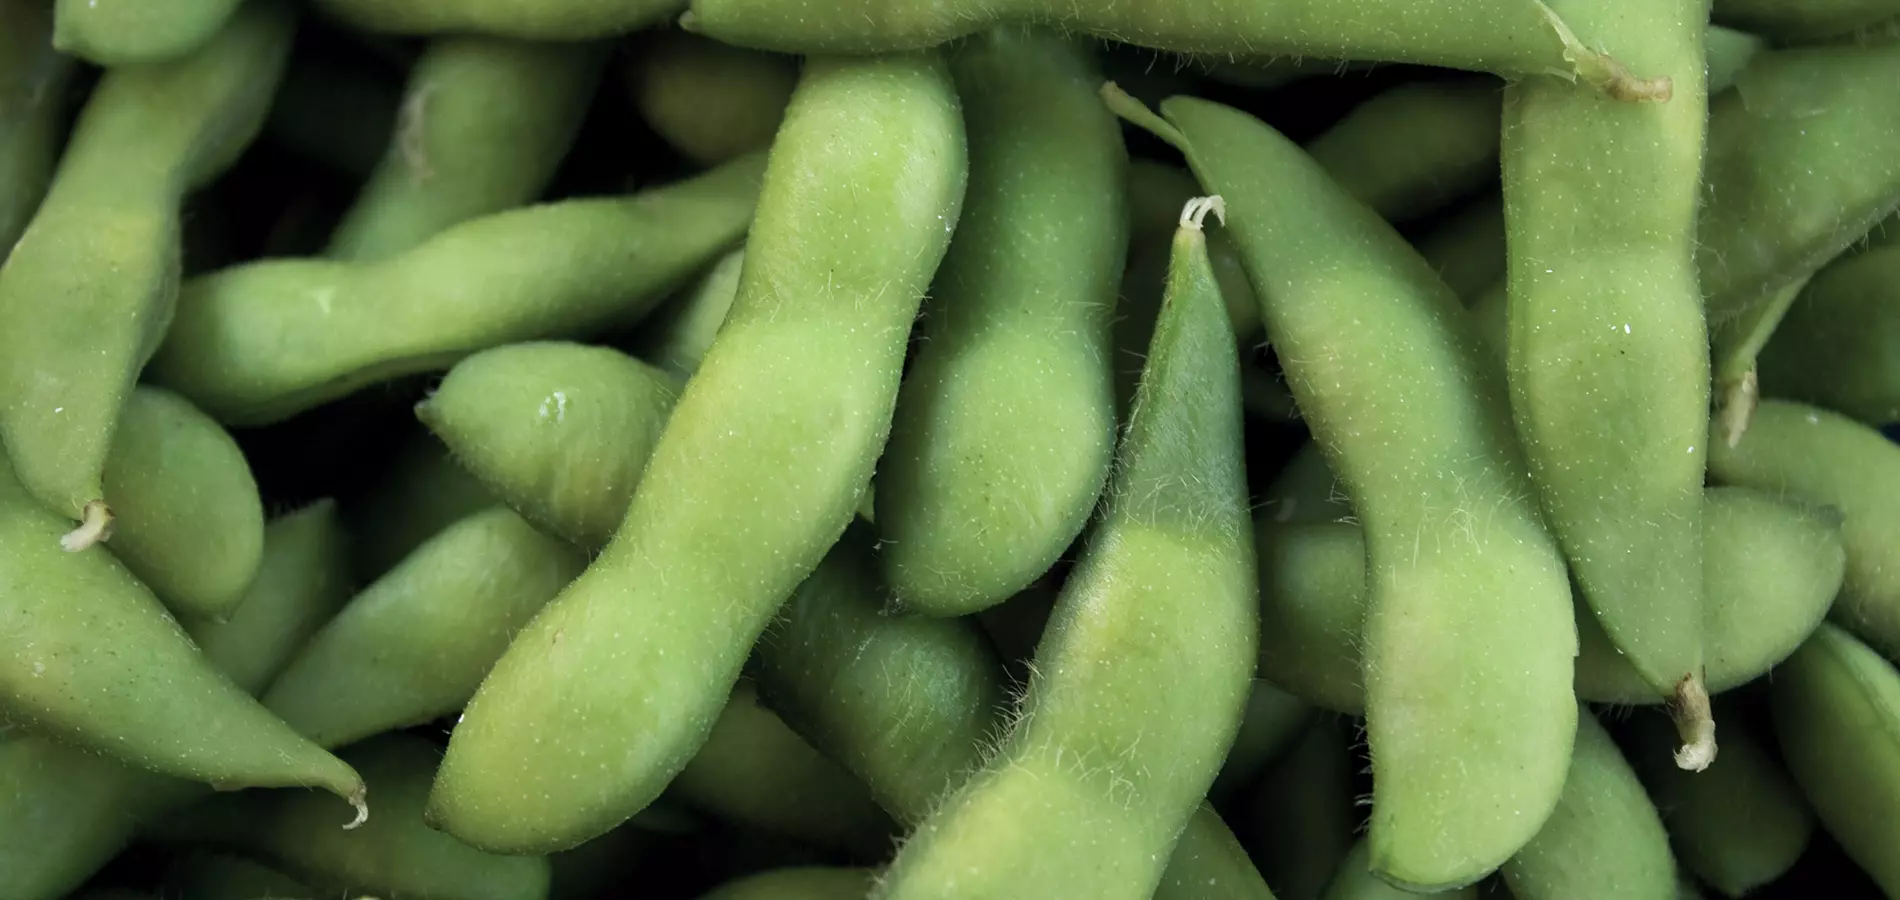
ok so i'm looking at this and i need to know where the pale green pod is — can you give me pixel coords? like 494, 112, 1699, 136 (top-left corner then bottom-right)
1757, 242, 1900, 424
315, 0, 687, 39
1413, 195, 1505, 305
1321, 841, 1478, 900
1209, 680, 1317, 802
632, 31, 797, 166
103, 386, 264, 621
51, 0, 243, 65
1713, 0, 1900, 42
697, 867, 874, 900
0, 0, 76, 260
263, 506, 588, 750
629, 248, 745, 379
1305, 78, 1502, 224
1244, 717, 1355, 900
419, 342, 681, 550
344, 433, 497, 582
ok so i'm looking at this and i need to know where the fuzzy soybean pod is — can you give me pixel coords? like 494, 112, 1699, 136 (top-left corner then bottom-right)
628, 248, 745, 379
1698, 43, 1900, 431
0, 453, 364, 815
345, 433, 497, 581
1413, 195, 1505, 305
157, 733, 550, 900
0, 0, 75, 261
314, 0, 684, 38
427, 53, 967, 855
875, 198, 1254, 900
419, 342, 681, 549
1242, 718, 1356, 900
684, 0, 1670, 102
263, 506, 588, 750
1709, 400, 1900, 661
632, 31, 797, 167
1500, 707, 1678, 900
1255, 485, 1844, 715
1770, 623, 1900, 896
1757, 242, 1900, 424
103, 386, 264, 621
1712, 0, 1900, 42
1109, 92, 1578, 889
0, 0, 294, 549
696, 868, 875, 900
326, 37, 608, 262
1304, 79, 1503, 225
875, 30, 1124, 618
1623, 707, 1815, 898
150, 152, 764, 427
0, 501, 354, 900
50, 0, 244, 65
1321, 842, 1479, 900
1502, 0, 1714, 769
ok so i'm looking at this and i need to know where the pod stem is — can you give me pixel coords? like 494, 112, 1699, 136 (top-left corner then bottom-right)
59, 499, 114, 552
1670, 673, 1718, 772
343, 784, 369, 830
1533, 0, 1673, 102
1716, 366, 1759, 449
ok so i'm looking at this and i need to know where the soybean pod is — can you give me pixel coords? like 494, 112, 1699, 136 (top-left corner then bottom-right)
1502, 0, 1713, 767
428, 53, 967, 854
1242, 717, 1356, 900
876, 198, 1254, 900
315, 0, 686, 39
631, 32, 797, 166
1111, 90, 1577, 889
1321, 841, 1478, 900
627, 248, 745, 379
876, 29, 1124, 618
1304, 78, 1503, 225
0, 0, 75, 262
696, 868, 874, 900
1758, 241, 1900, 424
1712, 0, 1900, 42
51, 0, 244, 66
0, 0, 295, 548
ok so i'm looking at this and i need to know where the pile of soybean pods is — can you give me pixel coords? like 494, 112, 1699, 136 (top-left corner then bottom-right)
4, 0, 1900, 898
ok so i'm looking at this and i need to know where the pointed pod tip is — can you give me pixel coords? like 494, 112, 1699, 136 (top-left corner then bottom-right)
59, 500, 114, 552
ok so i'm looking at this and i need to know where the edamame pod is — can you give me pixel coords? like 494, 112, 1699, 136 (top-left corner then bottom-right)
1502, 0, 1712, 769
1709, 400, 1900, 661
670, 680, 894, 854
1114, 91, 1577, 889
876, 29, 1123, 618
103, 386, 265, 621
1255, 485, 1843, 714
696, 867, 874, 900
1321, 841, 1478, 900
151, 152, 765, 427
0, 0, 75, 262
0, 0, 295, 547
1125, 162, 1258, 337
1243, 718, 1355, 900
1500, 707, 1678, 900
429, 53, 967, 854
263, 506, 587, 750
628, 248, 744, 379
1712, 0, 1900, 42
1769, 623, 1900, 896
1699, 43, 1900, 432
156, 733, 550, 900
1758, 242, 1900, 424
315, 0, 685, 39
1208, 680, 1316, 802
684, 0, 1670, 103
164, 854, 313, 900
1304, 79, 1502, 225
51, 0, 243, 65
876, 198, 1254, 899
1413, 195, 1505, 305
326, 37, 608, 261
418, 342, 682, 549
1623, 707, 1814, 898
0, 501, 354, 900
344, 432, 496, 581
632, 31, 796, 166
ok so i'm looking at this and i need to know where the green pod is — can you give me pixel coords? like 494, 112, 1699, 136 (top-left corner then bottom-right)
151, 152, 763, 427
1243, 717, 1356, 900
1322, 841, 1478, 900
0, 0, 76, 261
1501, 707, 1678, 900
165, 854, 314, 900
632, 31, 797, 166
327, 37, 609, 261
877, 199, 1254, 899
1758, 243, 1900, 424
1256, 485, 1843, 715
1713, 0, 1900, 42
1305, 78, 1503, 224
1151, 805, 1281, 900
264, 52, 402, 178
876, 29, 1124, 617
103, 386, 264, 621
670, 680, 893, 854
0, 0, 295, 541
1699, 43, 1900, 415
1261, 440, 1352, 527
418, 342, 682, 550
429, 52, 967, 854
1208, 679, 1317, 802
684, 0, 1671, 102
628, 247, 745, 379
1623, 707, 1814, 898
0, 501, 354, 900
697, 867, 874, 900
344, 432, 497, 582
263, 506, 587, 750
1704, 25, 1767, 95
51, 0, 243, 65
1709, 400, 1900, 660
1770, 623, 1900, 895
315, 0, 686, 38
1413, 194, 1505, 305
1118, 92, 1576, 889
1502, 0, 1712, 765
157, 733, 550, 900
